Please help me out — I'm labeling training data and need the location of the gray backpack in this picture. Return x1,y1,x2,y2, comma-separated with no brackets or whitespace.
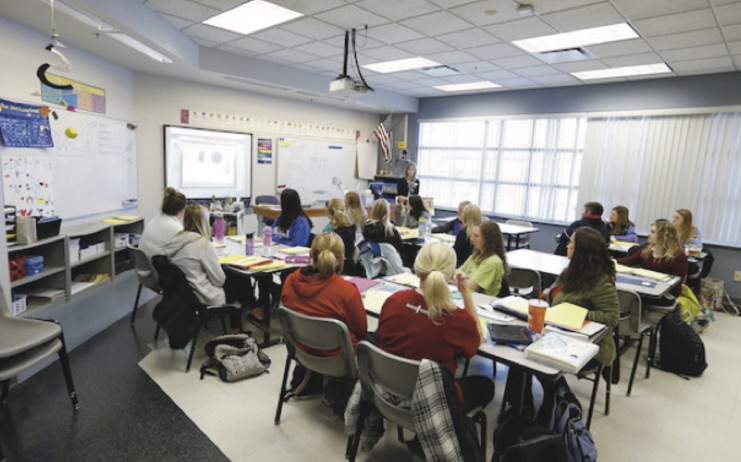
200,333,271,382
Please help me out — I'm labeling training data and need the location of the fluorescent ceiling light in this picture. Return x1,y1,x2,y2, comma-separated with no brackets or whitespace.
434,81,501,92
39,0,114,31
108,33,173,63
203,0,303,35
513,23,638,53
363,57,441,74
571,63,672,80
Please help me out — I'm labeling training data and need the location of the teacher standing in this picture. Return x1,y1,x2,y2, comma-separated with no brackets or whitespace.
397,162,420,197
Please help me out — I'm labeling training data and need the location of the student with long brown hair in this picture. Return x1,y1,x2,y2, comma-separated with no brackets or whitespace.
672,208,701,246
607,205,637,242
458,221,507,296
272,188,312,247
140,187,186,257
400,195,431,229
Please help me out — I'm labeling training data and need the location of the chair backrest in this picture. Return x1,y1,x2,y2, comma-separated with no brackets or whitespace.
506,219,533,245
617,289,641,337
506,268,541,298
356,340,420,431
278,306,358,379
127,244,160,292
255,195,279,206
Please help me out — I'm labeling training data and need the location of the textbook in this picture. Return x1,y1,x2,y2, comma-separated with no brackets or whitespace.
524,332,599,373
219,255,272,269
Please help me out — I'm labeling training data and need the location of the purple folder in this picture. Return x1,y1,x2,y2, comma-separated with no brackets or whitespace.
343,276,381,292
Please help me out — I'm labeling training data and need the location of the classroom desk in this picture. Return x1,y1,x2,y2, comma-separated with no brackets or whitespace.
498,222,539,250
252,203,395,221
507,249,681,298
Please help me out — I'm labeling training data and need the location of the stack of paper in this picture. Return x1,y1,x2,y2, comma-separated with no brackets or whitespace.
280,246,311,255
524,332,599,373
615,264,672,281
23,287,66,306
219,255,273,269
384,273,420,287
431,233,456,244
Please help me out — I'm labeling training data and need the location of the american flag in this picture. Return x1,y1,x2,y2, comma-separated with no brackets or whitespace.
374,114,393,164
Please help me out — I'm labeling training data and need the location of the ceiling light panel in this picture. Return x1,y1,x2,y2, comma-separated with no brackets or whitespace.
203,0,303,36
571,63,672,80
513,23,639,53
363,57,442,74
435,81,502,92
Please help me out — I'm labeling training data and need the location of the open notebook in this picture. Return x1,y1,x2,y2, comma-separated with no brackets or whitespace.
493,296,589,332
524,332,599,373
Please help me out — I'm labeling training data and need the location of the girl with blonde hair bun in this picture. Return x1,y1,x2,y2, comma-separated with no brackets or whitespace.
362,199,403,253
377,242,494,415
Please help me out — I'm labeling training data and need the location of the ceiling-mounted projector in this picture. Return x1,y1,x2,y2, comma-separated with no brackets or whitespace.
330,76,370,98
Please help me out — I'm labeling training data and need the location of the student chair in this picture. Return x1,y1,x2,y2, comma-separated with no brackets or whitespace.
274,306,358,425
505,268,541,298
150,256,242,372
0,290,78,411
348,341,487,462
254,195,280,227
127,244,162,323
617,289,654,397
505,219,533,249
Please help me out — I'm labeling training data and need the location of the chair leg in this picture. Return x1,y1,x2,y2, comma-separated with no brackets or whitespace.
586,365,602,430
185,327,201,373
57,332,79,410
462,358,470,377
471,410,487,461
605,366,611,416
131,283,143,323
348,399,370,462
647,329,656,379
627,332,646,397
1,380,9,403
274,357,293,425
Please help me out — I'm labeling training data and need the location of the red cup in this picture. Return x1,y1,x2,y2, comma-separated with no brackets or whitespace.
528,300,548,334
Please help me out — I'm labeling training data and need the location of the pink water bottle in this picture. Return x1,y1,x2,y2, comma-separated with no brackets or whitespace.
262,226,272,257
214,214,225,243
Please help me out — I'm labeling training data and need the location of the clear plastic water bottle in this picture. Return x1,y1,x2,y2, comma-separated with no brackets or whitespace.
245,232,254,256
262,226,272,257
213,213,225,243
419,218,429,240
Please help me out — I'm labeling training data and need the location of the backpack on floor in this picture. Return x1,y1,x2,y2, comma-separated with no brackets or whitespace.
656,310,708,377
200,333,271,382
537,377,597,462
492,415,565,462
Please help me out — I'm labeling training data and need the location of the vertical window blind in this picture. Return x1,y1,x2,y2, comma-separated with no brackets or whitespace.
578,112,741,245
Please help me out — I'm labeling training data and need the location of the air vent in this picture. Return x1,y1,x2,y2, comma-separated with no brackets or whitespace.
535,47,594,64
417,65,460,77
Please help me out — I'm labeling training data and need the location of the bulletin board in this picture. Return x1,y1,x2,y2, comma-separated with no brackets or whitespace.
0,103,137,219
276,137,357,205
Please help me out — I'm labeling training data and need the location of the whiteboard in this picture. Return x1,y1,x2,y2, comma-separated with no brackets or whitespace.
277,137,357,204
1,109,137,220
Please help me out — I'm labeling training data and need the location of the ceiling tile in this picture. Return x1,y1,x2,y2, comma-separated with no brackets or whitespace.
448,0,522,27
727,39,741,54
314,5,391,29
523,0,611,15
183,23,242,43
603,51,665,66
513,65,564,77
263,48,320,64
484,17,558,41
357,45,416,61
648,28,724,51
542,2,625,31
716,3,741,26
400,10,475,36
192,37,219,48
227,36,284,54
281,18,345,40
396,38,455,55
611,0,710,20
425,50,479,65
586,38,653,58
496,54,547,69
724,24,741,41
354,0,440,21
367,23,426,44
292,41,343,58
668,56,735,72
553,60,607,72
270,0,347,15
473,70,520,81
158,12,193,30
467,42,523,60
437,28,501,49
633,9,717,37
529,73,581,86
455,61,502,73
496,77,540,89
216,45,260,58
660,43,730,61
251,28,311,47
145,0,218,22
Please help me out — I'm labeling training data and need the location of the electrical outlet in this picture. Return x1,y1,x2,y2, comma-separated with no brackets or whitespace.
734,271,741,282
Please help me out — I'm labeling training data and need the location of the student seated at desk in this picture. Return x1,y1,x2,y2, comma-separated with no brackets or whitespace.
617,220,688,306
400,195,431,229
272,188,312,247
139,187,186,257
377,242,494,415
162,204,246,329
672,208,702,247
607,205,637,243
325,206,360,276
555,201,610,256
431,200,470,235
453,203,481,267
459,221,507,297
363,199,403,254
323,198,345,232
344,191,367,235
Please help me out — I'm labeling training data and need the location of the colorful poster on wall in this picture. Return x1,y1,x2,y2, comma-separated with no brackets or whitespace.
1,156,55,217
257,137,272,164
0,98,54,148
41,74,106,114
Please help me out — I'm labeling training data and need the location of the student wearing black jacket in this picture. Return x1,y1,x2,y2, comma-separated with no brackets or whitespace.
555,201,610,256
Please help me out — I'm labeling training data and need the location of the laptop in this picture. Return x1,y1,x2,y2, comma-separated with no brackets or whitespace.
487,323,534,345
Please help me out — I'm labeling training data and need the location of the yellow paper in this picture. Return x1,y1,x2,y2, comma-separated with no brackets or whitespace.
250,261,287,272
545,303,588,331
115,215,140,221
219,255,270,268
103,218,127,224
363,290,393,315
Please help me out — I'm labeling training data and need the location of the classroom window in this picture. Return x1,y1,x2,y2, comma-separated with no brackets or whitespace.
417,117,585,223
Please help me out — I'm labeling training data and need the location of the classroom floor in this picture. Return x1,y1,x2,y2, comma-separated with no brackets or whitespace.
2,296,741,461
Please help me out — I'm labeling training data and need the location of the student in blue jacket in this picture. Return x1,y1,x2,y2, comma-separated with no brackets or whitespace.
272,188,313,247
607,205,638,242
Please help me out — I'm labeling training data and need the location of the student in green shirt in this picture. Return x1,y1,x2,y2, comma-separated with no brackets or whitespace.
458,221,507,296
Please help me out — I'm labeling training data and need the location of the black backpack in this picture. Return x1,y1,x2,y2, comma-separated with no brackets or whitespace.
492,415,565,462
657,310,708,377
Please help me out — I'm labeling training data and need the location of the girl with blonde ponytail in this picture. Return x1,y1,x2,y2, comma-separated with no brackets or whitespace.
377,242,494,414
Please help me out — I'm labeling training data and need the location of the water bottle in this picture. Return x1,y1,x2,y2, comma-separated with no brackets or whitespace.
214,213,225,243
262,226,272,257
245,232,254,256
419,218,429,240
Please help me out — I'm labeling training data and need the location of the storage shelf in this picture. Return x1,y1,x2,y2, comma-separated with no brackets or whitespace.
10,266,66,288
69,279,112,299
71,251,112,269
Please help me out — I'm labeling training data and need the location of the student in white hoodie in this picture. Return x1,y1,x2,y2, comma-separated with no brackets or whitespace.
139,187,186,257
163,204,249,329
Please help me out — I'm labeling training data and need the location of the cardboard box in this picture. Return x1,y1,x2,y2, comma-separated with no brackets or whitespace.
11,293,27,317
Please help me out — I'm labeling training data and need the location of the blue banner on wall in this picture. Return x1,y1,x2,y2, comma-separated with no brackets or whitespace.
0,98,54,148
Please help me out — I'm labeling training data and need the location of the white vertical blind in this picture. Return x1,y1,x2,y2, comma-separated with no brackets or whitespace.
579,112,741,245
